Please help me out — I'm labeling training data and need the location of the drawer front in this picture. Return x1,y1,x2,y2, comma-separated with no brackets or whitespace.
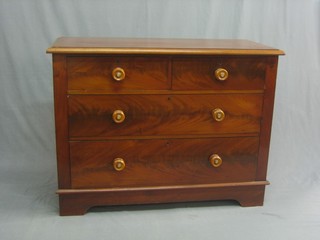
172,56,267,90
67,56,170,91
70,137,259,188
68,94,263,138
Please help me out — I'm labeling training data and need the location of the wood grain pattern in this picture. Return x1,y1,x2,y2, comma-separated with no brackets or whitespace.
58,181,270,193
58,184,267,215
70,137,259,188
172,56,267,90
47,38,283,215
67,89,264,95
256,56,279,180
52,55,71,188
68,94,263,137
67,56,170,91
47,37,285,55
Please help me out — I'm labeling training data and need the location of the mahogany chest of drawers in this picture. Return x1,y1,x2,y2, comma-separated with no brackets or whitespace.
47,37,284,215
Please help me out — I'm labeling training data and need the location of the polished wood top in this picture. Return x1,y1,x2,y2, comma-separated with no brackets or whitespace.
47,37,284,55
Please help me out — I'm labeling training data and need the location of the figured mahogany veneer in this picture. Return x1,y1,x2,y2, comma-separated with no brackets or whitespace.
68,56,170,91
172,56,266,90
68,94,263,138
70,137,259,188
47,37,284,215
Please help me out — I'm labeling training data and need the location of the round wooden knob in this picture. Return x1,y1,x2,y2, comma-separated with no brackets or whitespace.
212,108,225,122
215,68,228,81
112,110,125,123
112,67,125,81
113,158,126,171
209,154,222,168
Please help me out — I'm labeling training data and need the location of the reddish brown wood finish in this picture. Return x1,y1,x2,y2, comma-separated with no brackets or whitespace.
256,56,279,180
68,94,263,137
47,38,283,215
70,137,259,188
67,56,170,91
58,183,267,216
52,55,70,189
172,56,267,90
47,37,284,55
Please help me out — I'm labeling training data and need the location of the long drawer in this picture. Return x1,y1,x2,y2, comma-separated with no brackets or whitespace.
70,137,259,188
68,94,263,138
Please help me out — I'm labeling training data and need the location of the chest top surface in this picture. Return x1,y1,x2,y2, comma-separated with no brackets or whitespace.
47,37,284,55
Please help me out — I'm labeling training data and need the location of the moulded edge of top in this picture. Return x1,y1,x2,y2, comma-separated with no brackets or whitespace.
46,37,285,55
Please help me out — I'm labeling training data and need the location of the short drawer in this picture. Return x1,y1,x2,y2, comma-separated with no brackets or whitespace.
172,56,267,90
70,137,259,188
68,94,263,138
67,56,170,91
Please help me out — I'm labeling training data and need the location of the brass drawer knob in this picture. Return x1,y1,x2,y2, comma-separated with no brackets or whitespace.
112,110,125,123
209,154,222,168
113,158,126,171
212,108,225,122
112,67,125,81
215,68,228,81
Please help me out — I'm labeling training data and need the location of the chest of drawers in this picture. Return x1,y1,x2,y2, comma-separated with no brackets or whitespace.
47,38,284,215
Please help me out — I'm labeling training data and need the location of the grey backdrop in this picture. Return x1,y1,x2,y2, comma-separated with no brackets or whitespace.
1,0,320,239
